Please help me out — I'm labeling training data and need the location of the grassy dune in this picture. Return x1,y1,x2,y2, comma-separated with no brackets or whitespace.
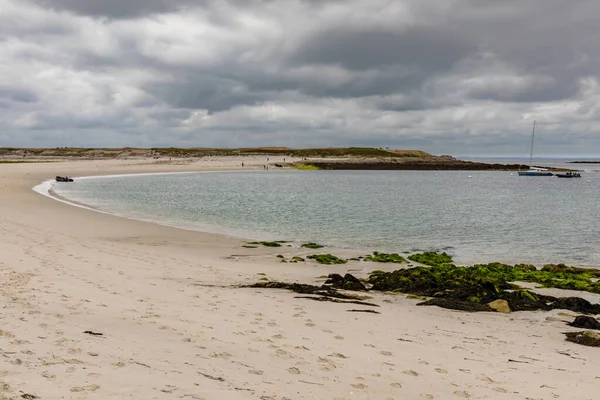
0,147,433,159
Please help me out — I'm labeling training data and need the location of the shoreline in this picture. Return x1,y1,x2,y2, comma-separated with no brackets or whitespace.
1,158,599,399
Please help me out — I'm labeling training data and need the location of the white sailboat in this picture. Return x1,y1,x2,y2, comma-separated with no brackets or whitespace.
518,120,553,176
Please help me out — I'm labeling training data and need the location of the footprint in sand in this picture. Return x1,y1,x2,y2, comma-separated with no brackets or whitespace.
287,367,300,375
454,391,471,398
70,384,100,392
334,335,344,340
380,351,392,356
435,368,448,374
390,383,402,389
351,383,367,390
402,370,419,376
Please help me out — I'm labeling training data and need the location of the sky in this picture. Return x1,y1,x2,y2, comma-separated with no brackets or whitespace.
1,0,599,156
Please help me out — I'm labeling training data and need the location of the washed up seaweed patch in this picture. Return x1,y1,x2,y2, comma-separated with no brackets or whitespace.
246,251,600,315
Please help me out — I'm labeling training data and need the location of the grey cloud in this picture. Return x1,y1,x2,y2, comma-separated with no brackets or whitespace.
0,87,38,103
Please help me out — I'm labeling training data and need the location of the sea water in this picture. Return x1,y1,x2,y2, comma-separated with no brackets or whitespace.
49,169,600,267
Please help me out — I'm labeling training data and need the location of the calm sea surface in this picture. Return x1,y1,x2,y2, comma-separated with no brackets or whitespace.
51,168,600,267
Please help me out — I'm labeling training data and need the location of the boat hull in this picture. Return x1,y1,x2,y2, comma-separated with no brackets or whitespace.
518,171,553,176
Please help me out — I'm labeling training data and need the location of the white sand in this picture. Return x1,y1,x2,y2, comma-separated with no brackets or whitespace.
1,158,599,400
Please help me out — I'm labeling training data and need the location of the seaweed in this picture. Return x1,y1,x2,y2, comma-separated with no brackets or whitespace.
301,242,324,249
363,252,407,263
246,281,364,301
407,251,453,266
247,241,282,247
418,298,494,312
368,262,600,314
307,254,347,265
564,331,600,347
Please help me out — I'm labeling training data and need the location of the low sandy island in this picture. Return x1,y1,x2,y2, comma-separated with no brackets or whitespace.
1,157,598,400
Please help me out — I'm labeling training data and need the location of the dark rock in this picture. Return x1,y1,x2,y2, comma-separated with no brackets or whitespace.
501,291,552,312
568,316,600,330
551,297,600,314
325,273,367,291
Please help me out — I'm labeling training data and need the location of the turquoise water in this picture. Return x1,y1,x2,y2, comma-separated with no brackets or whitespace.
51,170,600,267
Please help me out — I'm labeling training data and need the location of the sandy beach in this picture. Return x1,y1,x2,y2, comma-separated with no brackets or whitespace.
1,157,599,400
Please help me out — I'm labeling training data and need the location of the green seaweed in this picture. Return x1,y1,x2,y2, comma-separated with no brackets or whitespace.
242,245,258,248
292,256,305,262
307,254,347,265
247,241,282,247
363,251,407,263
301,242,324,249
407,251,453,266
368,261,600,313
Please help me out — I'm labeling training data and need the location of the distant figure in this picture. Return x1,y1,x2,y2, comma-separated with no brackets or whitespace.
283,158,285,162
242,162,244,167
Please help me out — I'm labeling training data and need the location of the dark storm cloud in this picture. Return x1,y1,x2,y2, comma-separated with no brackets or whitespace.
26,0,199,18
293,27,475,72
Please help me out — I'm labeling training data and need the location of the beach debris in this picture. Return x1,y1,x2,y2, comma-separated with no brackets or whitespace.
307,254,347,264
197,371,225,381
565,330,600,347
488,299,511,313
83,330,103,336
301,242,324,249
568,316,600,330
246,281,368,301
295,296,378,307
325,273,367,291
21,393,39,399
347,309,380,314
363,252,407,263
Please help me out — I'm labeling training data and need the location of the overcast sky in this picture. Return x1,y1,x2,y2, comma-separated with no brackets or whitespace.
1,0,599,155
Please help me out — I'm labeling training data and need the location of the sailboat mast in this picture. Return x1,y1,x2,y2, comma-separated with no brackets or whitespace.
529,120,536,167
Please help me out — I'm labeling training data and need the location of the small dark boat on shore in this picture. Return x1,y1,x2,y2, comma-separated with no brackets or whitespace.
555,172,581,178
55,176,74,182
